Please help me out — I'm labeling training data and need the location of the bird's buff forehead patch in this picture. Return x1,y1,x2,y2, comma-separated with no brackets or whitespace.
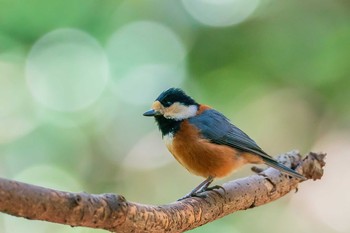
152,101,165,113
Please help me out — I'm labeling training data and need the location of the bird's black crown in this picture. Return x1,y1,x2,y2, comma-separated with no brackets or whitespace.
156,88,198,107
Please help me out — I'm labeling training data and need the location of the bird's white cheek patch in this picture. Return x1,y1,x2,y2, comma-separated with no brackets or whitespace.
164,104,198,120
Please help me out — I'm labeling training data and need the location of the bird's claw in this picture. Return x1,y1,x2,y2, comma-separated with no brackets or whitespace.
177,192,208,201
177,185,226,201
204,185,226,198
205,184,225,193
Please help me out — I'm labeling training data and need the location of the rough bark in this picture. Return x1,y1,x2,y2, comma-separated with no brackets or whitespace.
0,151,326,233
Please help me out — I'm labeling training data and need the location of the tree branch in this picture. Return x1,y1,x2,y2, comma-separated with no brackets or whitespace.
0,151,326,232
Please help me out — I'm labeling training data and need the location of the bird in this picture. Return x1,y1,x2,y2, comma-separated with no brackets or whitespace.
143,88,305,200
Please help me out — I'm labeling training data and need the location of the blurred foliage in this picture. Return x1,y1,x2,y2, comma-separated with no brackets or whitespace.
0,0,349,232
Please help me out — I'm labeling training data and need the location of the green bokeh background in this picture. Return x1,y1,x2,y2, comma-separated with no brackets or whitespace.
0,0,349,232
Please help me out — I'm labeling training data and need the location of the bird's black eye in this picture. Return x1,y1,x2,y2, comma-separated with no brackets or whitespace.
162,101,172,107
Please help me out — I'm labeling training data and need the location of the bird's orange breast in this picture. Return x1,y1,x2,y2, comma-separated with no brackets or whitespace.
165,120,252,178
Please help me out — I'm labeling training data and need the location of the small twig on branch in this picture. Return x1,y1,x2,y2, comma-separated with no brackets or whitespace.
0,151,326,233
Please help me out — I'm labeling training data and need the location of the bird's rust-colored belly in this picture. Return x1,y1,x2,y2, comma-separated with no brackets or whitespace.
166,120,248,178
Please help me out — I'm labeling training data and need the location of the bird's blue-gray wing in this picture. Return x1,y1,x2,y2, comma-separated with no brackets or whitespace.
188,109,271,158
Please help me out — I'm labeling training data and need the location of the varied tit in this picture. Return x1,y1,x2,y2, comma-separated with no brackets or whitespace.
143,88,305,200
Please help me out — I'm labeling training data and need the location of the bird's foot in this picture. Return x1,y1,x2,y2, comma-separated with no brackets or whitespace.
177,185,226,201
203,185,226,198
204,184,225,192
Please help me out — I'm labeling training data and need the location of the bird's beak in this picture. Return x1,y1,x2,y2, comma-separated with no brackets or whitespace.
143,109,161,117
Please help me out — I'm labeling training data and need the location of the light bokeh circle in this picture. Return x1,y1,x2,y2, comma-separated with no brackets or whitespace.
26,28,109,112
106,21,187,105
181,0,260,27
107,21,186,76
115,64,186,105
123,130,174,170
0,60,37,144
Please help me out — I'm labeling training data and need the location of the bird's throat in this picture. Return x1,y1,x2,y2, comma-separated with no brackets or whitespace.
154,116,181,137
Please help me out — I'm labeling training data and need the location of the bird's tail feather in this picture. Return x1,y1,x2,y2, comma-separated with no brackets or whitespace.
262,156,306,180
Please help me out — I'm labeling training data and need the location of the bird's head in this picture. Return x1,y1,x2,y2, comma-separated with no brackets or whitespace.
143,88,199,121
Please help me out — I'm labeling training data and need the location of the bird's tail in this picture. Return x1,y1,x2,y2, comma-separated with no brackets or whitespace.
262,156,306,180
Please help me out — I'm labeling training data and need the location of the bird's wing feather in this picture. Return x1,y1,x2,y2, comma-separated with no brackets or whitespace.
188,109,272,159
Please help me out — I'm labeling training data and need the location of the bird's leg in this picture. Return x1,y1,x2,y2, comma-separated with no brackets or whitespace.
177,176,214,201
195,177,214,193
